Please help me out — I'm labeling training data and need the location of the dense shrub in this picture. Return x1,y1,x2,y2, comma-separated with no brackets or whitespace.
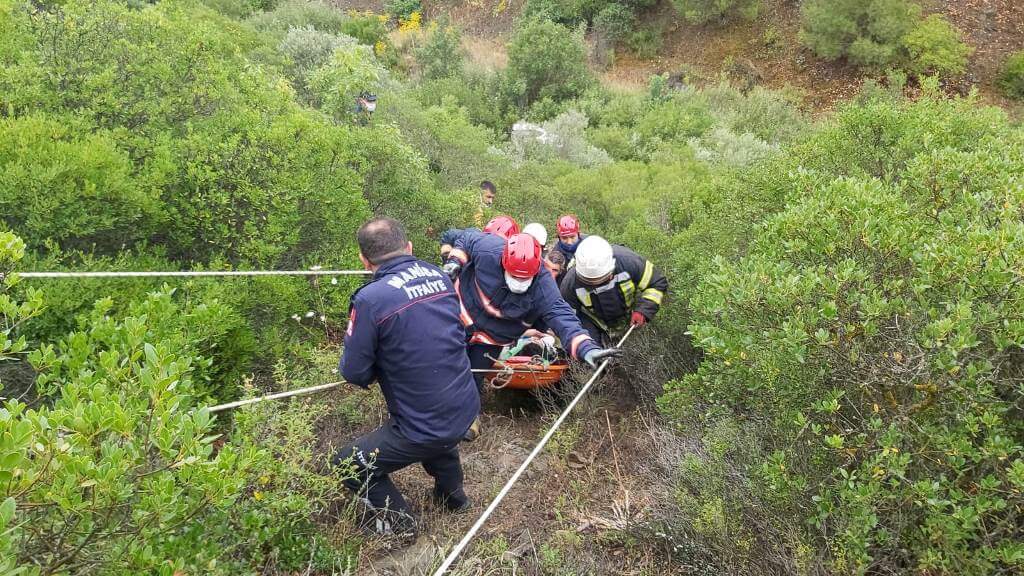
634,92,715,148
660,93,1024,574
248,0,347,35
800,0,920,70
307,42,383,118
506,18,593,106
594,3,636,43
671,0,760,25
626,26,663,59
279,25,356,87
339,10,391,47
522,0,611,25
998,50,1024,100
0,115,162,253
902,14,972,78
415,22,465,80
507,111,612,168
384,0,420,21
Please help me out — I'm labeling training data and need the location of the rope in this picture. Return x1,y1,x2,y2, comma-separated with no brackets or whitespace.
17,269,370,279
431,325,637,575
204,368,551,413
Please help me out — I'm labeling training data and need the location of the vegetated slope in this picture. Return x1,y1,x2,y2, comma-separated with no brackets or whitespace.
415,0,1024,112
3,1,1023,575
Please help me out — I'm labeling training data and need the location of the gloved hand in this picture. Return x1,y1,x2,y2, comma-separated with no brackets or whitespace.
583,347,622,368
630,311,647,327
442,260,462,280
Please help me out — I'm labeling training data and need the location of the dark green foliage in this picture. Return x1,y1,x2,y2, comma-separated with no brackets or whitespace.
902,14,972,78
506,18,593,106
248,0,347,35
0,115,162,253
660,92,1024,573
671,0,760,25
523,0,612,25
385,0,420,20
800,0,920,70
625,26,662,59
339,10,390,46
415,22,465,80
594,3,636,43
998,50,1024,100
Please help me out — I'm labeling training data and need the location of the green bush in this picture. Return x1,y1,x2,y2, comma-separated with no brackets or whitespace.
279,25,356,87
522,0,612,25
902,14,972,78
506,18,593,106
0,115,162,253
800,0,920,70
248,0,347,35
415,22,465,80
384,0,420,21
660,93,1024,573
339,10,390,47
307,42,383,118
997,50,1024,100
625,26,662,59
671,0,760,25
594,3,636,43
634,92,714,147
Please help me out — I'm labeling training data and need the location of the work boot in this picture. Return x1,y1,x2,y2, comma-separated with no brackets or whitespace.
432,487,472,514
463,416,481,442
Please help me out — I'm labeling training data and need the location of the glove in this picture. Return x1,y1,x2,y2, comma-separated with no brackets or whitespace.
583,347,622,368
442,260,462,280
630,311,647,327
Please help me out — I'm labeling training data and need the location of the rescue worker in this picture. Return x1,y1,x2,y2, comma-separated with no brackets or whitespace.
473,181,497,227
442,230,621,405
550,215,586,284
560,236,668,345
440,216,519,260
334,217,479,539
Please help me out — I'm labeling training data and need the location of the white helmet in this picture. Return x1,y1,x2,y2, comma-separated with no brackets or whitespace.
523,223,548,247
575,236,615,281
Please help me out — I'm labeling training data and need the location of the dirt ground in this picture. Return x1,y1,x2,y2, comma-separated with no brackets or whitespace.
317,371,678,575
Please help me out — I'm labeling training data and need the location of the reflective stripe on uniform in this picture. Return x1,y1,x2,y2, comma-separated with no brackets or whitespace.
475,279,504,318
618,281,635,309
641,288,665,305
638,261,654,290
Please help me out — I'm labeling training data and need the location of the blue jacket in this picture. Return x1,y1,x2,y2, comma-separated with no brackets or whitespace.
440,227,478,249
448,230,599,359
339,255,479,443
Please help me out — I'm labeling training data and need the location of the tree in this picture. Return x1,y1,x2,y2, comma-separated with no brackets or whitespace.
506,18,593,106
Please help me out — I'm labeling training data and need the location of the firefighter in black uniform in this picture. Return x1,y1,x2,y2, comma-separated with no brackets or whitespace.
559,235,668,344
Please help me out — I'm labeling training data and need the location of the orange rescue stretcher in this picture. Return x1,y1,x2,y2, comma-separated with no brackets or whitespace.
484,355,570,390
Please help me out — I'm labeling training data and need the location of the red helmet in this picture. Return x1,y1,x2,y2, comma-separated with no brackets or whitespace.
556,215,580,236
484,216,519,239
502,233,542,278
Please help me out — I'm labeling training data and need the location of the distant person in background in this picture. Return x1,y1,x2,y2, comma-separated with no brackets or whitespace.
354,92,377,125
474,180,497,227
335,217,478,540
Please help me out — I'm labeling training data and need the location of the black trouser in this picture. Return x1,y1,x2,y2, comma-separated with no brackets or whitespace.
467,342,503,392
579,315,613,348
333,422,467,515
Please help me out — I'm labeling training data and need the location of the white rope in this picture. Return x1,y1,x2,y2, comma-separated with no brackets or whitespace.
207,381,347,413
17,269,370,279
205,368,539,413
432,325,637,575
